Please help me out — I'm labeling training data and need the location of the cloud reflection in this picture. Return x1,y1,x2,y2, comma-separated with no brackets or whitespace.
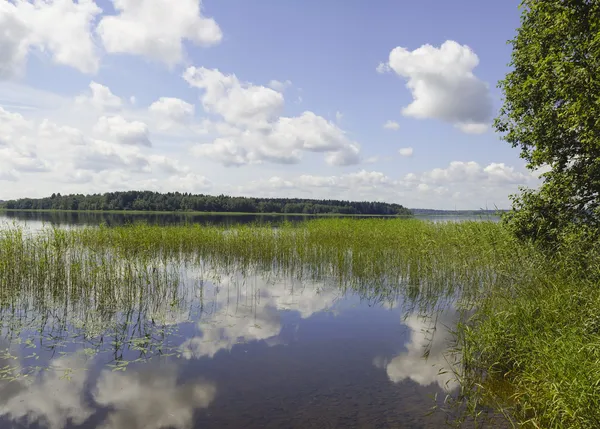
180,273,340,359
0,351,93,429
94,364,216,429
375,308,460,391
0,345,215,429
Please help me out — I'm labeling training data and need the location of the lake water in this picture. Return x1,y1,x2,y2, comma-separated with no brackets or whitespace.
0,212,504,428
0,210,500,230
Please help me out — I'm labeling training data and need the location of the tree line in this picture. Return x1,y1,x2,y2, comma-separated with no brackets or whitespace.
0,191,412,216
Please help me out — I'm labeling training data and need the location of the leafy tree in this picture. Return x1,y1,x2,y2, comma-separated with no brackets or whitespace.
497,0,600,245
0,191,412,216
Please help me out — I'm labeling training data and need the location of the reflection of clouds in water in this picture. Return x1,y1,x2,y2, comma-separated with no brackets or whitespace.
0,345,215,429
0,352,93,429
180,273,340,359
94,364,216,429
375,308,460,391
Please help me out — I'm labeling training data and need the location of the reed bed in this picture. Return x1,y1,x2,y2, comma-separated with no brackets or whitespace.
1,218,595,427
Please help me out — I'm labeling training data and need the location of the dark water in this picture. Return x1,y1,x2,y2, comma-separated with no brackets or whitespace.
0,210,500,229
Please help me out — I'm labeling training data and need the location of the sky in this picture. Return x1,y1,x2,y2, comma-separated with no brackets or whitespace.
0,0,545,209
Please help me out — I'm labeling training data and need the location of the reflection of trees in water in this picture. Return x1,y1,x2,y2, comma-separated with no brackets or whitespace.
1,210,319,228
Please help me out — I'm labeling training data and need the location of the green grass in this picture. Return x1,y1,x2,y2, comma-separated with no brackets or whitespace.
0,218,598,427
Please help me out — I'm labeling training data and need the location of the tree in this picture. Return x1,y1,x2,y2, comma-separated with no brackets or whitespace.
497,0,600,246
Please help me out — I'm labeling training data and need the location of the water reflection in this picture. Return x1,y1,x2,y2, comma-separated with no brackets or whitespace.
0,259,487,427
0,346,216,429
180,274,340,359
0,350,92,429
374,308,460,391
93,363,216,429
0,210,499,230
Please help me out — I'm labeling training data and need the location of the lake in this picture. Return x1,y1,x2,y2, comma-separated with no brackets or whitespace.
0,210,500,230
0,214,507,428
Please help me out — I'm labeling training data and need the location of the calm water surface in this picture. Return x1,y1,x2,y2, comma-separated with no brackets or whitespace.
0,211,503,428
0,210,500,229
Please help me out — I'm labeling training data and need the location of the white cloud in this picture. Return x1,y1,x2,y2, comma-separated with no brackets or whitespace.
75,82,123,111
0,0,101,77
335,111,343,123
74,139,150,172
376,62,390,74
149,97,195,129
184,66,284,127
185,67,361,167
398,147,413,157
97,0,222,66
383,120,400,130
38,119,86,146
94,115,151,146
0,147,51,172
0,106,33,146
420,161,529,185
0,2,30,79
268,79,292,91
380,41,492,133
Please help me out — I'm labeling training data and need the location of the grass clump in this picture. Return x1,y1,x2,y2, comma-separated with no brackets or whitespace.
456,231,600,428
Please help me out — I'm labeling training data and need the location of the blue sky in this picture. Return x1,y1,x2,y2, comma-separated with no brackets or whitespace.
0,0,543,209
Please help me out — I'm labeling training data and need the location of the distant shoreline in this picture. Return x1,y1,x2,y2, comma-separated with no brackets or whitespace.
0,208,412,217
0,208,503,218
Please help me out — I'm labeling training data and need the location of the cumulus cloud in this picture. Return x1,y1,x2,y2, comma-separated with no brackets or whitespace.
38,119,86,146
379,41,492,133
94,115,151,146
184,66,284,127
398,147,413,157
75,81,123,111
149,97,195,129
74,139,150,172
383,120,400,130
184,67,361,167
0,0,101,78
420,161,529,185
97,0,222,66
0,106,33,146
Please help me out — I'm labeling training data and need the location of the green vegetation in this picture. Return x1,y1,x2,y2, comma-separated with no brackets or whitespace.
497,0,600,247
0,191,412,216
0,217,598,427
451,1,600,428
0,219,531,384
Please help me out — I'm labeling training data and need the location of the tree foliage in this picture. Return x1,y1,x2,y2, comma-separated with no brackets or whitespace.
0,191,412,216
497,0,600,245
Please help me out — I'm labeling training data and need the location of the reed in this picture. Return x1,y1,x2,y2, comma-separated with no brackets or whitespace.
1,218,595,427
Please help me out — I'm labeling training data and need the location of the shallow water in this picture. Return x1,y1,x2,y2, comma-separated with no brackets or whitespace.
0,210,500,230
0,267,470,429
0,214,507,428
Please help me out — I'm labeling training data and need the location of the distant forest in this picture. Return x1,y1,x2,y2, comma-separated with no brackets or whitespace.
0,191,412,216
